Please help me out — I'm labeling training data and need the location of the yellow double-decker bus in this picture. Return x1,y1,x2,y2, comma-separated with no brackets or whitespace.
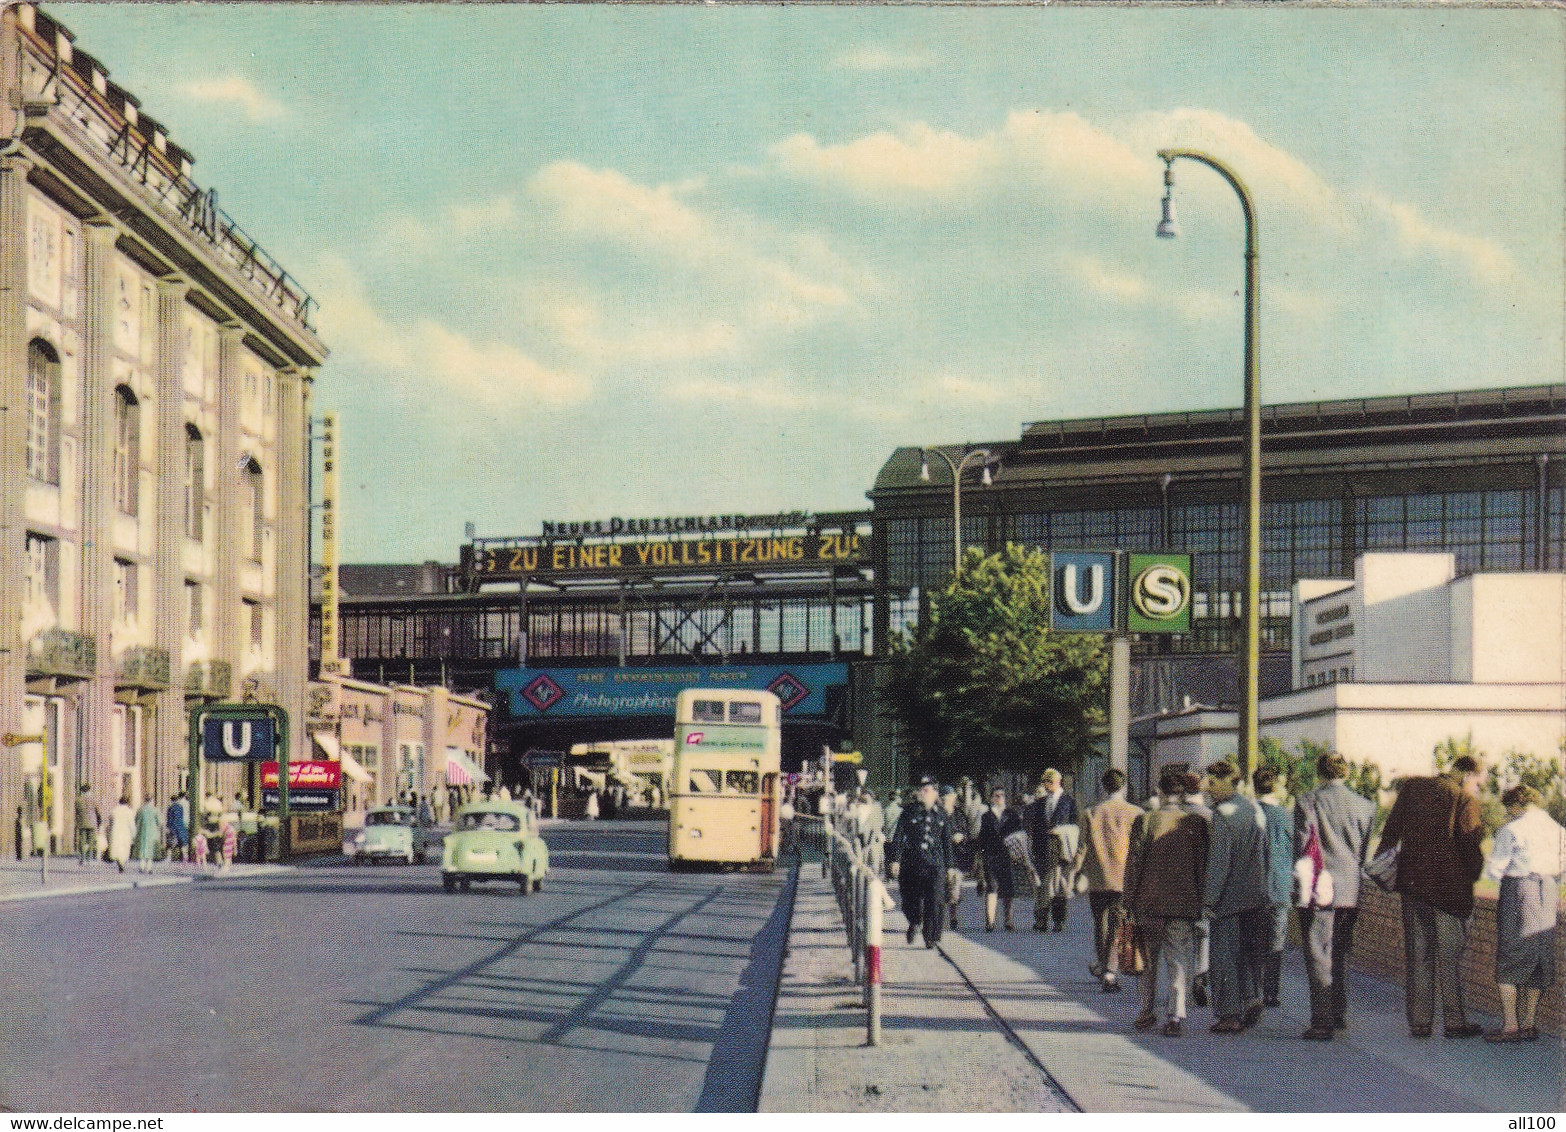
668,689,781,871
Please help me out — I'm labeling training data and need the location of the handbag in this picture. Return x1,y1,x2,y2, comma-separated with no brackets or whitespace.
1116,920,1147,976
1362,843,1399,892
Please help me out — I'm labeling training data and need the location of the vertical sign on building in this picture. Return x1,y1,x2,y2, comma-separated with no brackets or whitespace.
1126,553,1193,634
319,412,344,675
1049,551,1117,632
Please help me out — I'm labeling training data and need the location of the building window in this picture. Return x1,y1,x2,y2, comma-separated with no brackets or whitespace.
186,580,203,636
246,599,263,649
113,385,140,515
184,425,205,541
245,459,264,561
114,558,138,623
25,340,61,484
24,533,58,610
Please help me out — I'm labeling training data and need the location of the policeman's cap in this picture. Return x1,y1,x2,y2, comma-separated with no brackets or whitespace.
917,775,938,788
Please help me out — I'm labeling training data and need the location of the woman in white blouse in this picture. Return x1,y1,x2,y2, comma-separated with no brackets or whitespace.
1482,784,1565,1042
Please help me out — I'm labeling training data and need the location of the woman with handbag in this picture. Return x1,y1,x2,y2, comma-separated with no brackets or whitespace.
978,787,1022,931
1482,785,1564,1042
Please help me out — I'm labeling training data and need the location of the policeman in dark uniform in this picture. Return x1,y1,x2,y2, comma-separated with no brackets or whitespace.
891,775,955,947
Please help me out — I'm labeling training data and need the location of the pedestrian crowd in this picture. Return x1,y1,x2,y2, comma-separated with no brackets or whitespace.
800,749,1563,1045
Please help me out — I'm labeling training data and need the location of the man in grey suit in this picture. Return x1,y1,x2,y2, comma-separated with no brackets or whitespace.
1203,761,1271,1033
1294,751,1378,1041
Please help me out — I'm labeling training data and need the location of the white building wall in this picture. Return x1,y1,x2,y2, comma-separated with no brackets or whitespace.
1462,574,1565,685
1356,552,1454,683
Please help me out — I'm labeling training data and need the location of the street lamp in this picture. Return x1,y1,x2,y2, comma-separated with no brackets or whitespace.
1156,148,1262,783
919,446,994,577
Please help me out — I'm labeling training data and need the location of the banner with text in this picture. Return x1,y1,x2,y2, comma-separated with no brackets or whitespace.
496,664,848,719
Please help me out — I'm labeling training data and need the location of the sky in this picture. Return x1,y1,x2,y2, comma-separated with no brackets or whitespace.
55,4,1566,563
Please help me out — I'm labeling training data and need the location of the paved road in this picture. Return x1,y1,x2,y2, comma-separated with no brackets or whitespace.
0,821,792,1112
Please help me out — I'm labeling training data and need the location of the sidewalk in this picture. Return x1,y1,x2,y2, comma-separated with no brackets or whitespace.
0,856,293,903
763,869,1564,1112
760,866,1074,1113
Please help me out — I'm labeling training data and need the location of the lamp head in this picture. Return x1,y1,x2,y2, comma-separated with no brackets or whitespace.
980,465,993,487
1157,192,1180,240
918,456,931,483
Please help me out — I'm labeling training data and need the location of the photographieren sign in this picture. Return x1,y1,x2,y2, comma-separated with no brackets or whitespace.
496,664,847,718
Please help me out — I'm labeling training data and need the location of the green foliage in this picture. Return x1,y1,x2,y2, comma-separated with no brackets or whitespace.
1257,736,1381,803
1484,748,1566,829
1427,735,1564,834
883,543,1109,784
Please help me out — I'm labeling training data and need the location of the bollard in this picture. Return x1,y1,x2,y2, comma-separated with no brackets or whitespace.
851,869,864,985
866,877,884,1047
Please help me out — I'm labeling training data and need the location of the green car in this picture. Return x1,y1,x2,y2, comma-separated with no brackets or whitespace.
442,802,550,893
346,807,435,870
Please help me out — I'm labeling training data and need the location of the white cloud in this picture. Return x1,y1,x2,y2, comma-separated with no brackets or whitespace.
834,46,935,72
313,256,590,405
529,161,861,359
381,195,519,249
178,76,285,123
1363,191,1517,286
771,111,1152,203
669,375,911,425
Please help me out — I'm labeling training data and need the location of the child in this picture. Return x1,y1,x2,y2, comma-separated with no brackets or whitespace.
192,829,208,873
219,820,236,874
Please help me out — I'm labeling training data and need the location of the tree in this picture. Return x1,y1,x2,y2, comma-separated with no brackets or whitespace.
882,544,1108,784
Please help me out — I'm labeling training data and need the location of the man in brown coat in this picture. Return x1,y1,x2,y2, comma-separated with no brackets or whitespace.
1125,767,1210,1037
1377,753,1486,1038
1076,768,1143,994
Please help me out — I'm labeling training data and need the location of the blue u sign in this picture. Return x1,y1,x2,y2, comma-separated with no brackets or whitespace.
202,716,275,762
1051,551,1117,632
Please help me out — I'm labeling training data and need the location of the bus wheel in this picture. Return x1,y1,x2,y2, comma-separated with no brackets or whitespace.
518,874,532,895
459,878,471,892
442,875,455,892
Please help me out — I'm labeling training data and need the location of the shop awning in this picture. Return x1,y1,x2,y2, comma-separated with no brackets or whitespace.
313,731,372,784
339,749,372,785
445,747,490,786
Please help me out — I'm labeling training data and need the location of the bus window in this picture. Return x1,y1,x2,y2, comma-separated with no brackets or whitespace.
688,768,722,793
725,770,759,795
728,701,762,725
692,700,725,723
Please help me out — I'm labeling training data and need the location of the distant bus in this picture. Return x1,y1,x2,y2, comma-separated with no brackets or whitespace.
668,689,781,870
569,738,674,794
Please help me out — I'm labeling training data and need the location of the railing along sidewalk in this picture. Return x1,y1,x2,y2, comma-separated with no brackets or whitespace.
792,813,893,1046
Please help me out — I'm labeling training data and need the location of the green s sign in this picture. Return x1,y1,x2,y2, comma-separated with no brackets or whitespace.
1126,553,1192,634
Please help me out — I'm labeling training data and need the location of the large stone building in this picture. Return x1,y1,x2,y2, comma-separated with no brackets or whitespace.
1,5,326,855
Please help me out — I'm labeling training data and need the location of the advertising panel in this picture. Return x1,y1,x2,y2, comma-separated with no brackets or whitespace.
496,664,847,718
469,532,866,580
1126,553,1193,634
678,724,769,752
1049,551,1117,632
260,760,343,790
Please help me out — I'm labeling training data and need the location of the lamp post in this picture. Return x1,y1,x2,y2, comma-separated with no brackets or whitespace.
1156,148,1261,783
919,447,993,577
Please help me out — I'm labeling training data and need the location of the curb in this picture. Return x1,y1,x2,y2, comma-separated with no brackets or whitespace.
0,863,299,904
0,874,195,903
750,853,803,1112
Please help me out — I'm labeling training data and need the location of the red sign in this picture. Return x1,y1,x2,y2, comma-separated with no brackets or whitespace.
260,760,342,790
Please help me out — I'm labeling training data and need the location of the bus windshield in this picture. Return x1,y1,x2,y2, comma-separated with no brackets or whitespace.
724,770,759,794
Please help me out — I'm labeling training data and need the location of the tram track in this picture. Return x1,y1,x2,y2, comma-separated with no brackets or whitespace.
935,938,1082,1113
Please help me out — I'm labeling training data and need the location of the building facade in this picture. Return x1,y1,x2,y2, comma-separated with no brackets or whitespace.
869,383,1566,780
307,672,489,825
2,5,326,856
